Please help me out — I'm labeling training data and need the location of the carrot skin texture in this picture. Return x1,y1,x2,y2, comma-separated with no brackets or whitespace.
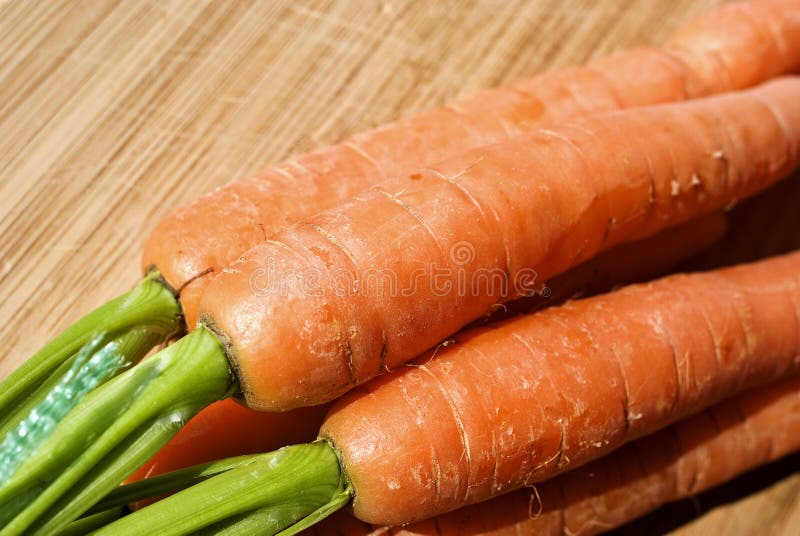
311,376,800,536
143,0,800,327
200,78,800,411
665,0,800,94
318,251,800,525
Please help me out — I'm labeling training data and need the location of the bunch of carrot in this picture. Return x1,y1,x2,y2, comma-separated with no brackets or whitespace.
144,0,800,328
7,0,794,436
1,0,800,534
97,248,800,535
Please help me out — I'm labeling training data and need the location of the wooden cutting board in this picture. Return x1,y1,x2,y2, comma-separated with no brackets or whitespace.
0,1,797,533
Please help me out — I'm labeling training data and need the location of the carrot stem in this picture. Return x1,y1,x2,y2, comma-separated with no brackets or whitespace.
0,327,233,536
0,273,181,435
0,337,126,484
88,454,260,514
92,441,350,536
60,506,126,536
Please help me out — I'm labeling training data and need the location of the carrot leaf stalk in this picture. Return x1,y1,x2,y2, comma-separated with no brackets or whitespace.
0,273,181,436
92,441,350,536
0,327,234,536
87,454,261,514
0,337,125,484
69,456,270,536
60,507,126,536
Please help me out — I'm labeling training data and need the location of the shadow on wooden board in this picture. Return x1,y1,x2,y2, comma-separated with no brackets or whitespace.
613,452,800,535
686,170,800,270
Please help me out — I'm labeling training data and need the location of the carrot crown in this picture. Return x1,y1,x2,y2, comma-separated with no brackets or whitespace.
91,441,351,536
0,327,234,536
0,273,182,442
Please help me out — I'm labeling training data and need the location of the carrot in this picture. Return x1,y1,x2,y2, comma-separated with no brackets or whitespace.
309,375,800,536
143,0,800,327
3,78,799,536
91,250,800,535
5,0,787,436
202,77,800,411
83,375,800,535
318,252,800,525
665,0,800,93
124,213,726,493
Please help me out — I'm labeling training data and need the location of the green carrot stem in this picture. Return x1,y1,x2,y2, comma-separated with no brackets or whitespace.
0,329,165,528
0,332,149,485
0,349,77,442
92,441,350,536
0,273,181,431
88,454,261,514
0,327,234,536
205,490,350,536
60,507,126,536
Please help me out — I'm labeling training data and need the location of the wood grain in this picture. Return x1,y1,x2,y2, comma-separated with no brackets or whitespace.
0,0,797,533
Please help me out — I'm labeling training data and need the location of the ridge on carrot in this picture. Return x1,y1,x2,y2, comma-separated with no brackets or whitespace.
0,0,795,427
1,79,799,535
89,251,800,535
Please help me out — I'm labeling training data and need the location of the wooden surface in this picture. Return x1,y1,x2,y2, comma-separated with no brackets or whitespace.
0,0,797,533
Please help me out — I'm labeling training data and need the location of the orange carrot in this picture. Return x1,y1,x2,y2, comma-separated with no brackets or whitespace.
9,1,785,440
8,79,799,536
125,214,726,493
97,251,800,535
311,375,800,536
319,251,800,525
200,78,800,411
143,0,800,327
8,5,800,532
